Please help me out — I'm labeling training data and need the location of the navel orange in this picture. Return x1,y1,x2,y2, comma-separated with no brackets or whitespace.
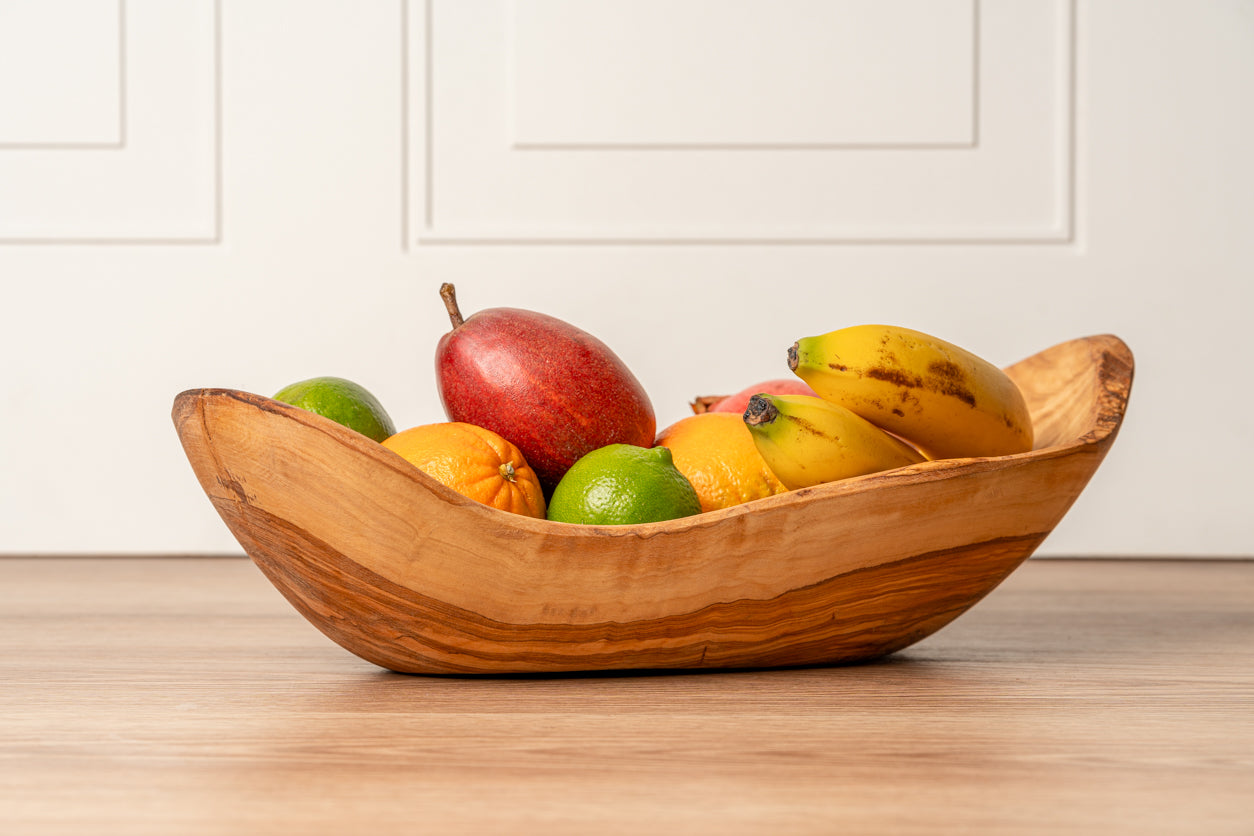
382,422,546,518
655,412,788,512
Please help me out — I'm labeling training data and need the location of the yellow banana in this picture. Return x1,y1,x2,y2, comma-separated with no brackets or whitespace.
788,325,1033,460
742,394,925,490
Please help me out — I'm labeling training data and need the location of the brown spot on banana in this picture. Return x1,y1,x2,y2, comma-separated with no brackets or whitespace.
785,414,831,439
866,365,977,408
865,366,923,390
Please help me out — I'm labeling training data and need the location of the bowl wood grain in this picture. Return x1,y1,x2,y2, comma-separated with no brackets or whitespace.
173,334,1133,674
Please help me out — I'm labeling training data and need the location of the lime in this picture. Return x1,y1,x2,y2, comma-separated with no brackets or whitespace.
273,376,396,443
546,444,702,525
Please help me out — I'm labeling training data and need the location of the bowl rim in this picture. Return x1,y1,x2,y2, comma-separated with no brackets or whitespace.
174,333,1133,541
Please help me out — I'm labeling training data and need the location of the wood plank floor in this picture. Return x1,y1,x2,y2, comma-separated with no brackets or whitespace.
1,557,1251,835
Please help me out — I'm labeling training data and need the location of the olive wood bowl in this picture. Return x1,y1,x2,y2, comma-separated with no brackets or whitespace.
173,334,1132,675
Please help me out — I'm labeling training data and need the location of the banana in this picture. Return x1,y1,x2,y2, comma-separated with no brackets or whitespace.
743,394,926,490
788,325,1033,460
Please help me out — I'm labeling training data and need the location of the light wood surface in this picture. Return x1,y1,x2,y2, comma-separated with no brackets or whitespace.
2,556,1250,835
171,335,1133,674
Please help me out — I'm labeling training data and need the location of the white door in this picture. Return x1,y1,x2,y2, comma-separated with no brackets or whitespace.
2,0,1250,556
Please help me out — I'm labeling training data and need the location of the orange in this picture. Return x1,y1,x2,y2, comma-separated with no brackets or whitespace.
382,422,546,518
655,412,788,512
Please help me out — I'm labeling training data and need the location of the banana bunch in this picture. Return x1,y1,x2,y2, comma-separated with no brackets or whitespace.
789,325,1033,460
744,324,1034,489
743,394,925,490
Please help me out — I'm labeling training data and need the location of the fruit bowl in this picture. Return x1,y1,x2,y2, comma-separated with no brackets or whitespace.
173,334,1132,675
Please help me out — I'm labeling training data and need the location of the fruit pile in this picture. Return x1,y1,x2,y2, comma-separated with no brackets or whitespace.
274,285,1034,526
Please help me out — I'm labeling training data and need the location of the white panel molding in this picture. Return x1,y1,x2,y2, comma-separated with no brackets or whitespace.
508,0,978,151
0,0,222,244
0,0,125,149
407,0,1074,245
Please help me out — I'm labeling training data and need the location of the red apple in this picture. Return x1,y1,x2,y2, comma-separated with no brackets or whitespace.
709,379,817,415
434,284,656,492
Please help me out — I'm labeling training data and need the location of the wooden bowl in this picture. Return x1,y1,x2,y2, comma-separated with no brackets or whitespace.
173,334,1133,675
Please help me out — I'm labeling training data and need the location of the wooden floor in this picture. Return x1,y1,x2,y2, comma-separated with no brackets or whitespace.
1,556,1251,835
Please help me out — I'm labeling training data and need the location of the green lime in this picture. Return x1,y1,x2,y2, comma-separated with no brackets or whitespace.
273,376,396,443
547,444,702,525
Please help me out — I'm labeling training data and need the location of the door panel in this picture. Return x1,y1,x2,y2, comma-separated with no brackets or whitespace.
1,0,1250,556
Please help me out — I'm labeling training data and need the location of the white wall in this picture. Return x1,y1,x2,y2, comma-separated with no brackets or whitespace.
1,0,1251,556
